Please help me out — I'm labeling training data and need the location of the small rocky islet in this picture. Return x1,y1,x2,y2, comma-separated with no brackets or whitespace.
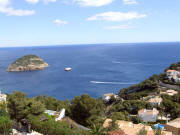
7,55,49,72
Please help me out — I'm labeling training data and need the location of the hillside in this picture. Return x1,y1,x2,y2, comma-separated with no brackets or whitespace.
118,61,180,100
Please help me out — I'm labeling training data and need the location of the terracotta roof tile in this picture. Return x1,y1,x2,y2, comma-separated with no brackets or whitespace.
166,70,176,72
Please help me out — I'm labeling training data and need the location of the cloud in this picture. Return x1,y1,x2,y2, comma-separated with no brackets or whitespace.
123,0,138,5
0,6,35,16
25,0,39,4
0,0,35,16
0,0,10,6
87,11,146,21
25,0,56,4
105,24,133,30
54,19,68,25
43,0,56,4
73,0,114,7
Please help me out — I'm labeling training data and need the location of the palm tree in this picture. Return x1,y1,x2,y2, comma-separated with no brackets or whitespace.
90,123,107,135
154,128,162,135
136,127,147,135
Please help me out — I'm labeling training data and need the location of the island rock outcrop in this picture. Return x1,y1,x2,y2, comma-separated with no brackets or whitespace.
7,55,49,72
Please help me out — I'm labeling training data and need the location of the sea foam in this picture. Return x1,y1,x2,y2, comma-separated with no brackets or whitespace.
90,81,137,85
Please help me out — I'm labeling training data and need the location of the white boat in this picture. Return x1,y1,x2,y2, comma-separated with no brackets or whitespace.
65,67,72,71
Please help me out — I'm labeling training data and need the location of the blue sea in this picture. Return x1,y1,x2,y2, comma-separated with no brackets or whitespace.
0,42,180,100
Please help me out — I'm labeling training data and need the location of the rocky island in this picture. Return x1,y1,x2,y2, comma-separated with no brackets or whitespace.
7,55,49,72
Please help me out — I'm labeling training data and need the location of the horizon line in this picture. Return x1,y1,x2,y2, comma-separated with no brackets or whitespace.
0,41,180,48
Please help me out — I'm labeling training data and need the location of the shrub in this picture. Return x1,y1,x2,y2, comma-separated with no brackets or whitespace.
0,116,12,134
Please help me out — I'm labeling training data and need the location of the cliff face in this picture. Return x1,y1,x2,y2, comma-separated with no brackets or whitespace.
7,55,49,72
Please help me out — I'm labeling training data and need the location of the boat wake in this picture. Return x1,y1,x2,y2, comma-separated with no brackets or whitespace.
90,81,137,85
112,61,129,64
112,61,160,65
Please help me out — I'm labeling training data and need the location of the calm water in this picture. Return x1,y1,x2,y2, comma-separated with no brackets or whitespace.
0,42,180,100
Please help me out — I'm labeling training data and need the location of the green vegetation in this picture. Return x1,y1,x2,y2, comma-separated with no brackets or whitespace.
35,94,105,127
0,110,12,135
7,54,49,71
34,95,71,116
108,61,180,123
70,94,105,126
12,55,44,67
4,92,105,134
7,91,45,122
2,89,180,134
106,99,152,122
90,123,107,135
154,128,162,135
119,74,160,100
160,91,180,119
165,62,180,71
0,116,12,135
27,114,90,135
137,127,147,135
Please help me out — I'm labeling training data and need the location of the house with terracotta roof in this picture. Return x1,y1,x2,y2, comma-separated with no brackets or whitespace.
160,90,178,96
164,118,180,135
138,108,159,122
103,119,153,135
103,119,172,135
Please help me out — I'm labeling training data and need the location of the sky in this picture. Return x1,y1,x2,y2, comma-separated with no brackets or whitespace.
0,0,180,47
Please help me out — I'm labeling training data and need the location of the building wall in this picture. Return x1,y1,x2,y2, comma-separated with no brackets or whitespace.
139,114,157,122
150,102,160,106
164,125,180,135
0,95,6,102
166,71,180,83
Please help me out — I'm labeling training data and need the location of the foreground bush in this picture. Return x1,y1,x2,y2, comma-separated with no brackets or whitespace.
28,115,91,135
0,115,12,135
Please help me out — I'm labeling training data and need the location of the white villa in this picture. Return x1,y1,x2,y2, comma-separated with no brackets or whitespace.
45,108,65,121
12,129,43,135
166,70,180,83
138,108,159,122
148,96,163,106
102,93,117,102
0,90,7,103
